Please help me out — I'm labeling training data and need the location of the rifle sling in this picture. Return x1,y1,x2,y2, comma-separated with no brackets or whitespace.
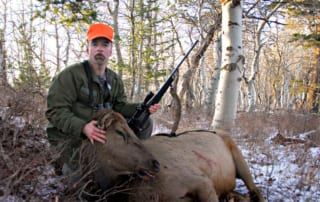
155,129,216,138
82,60,94,107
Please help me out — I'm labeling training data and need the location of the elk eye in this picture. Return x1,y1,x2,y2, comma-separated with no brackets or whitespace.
96,124,104,130
133,141,142,148
115,130,127,140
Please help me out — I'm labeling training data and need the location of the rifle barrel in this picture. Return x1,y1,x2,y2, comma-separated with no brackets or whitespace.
147,40,199,106
170,40,199,77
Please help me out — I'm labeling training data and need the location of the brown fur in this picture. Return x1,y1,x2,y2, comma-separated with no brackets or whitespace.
80,109,159,191
80,110,264,202
128,131,264,202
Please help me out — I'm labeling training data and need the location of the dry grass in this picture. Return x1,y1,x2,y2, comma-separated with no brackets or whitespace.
0,88,61,201
232,111,320,201
0,87,319,202
234,111,320,139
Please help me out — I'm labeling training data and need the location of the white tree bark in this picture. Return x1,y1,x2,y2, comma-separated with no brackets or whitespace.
211,0,243,132
197,0,207,105
205,32,221,116
54,21,61,74
200,57,207,101
0,0,8,86
0,30,4,86
108,0,125,78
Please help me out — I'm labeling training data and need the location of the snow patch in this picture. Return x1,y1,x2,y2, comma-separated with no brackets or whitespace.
309,147,320,159
239,130,320,201
298,130,317,139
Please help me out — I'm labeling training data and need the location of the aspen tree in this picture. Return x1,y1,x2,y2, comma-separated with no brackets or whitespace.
211,0,243,132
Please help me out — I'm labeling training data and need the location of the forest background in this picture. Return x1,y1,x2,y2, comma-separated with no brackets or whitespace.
1,0,320,116
0,0,319,201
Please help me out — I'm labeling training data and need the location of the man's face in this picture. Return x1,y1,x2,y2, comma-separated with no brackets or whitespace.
87,37,112,66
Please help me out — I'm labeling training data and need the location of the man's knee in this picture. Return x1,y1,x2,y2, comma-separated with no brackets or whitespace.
48,138,81,174
136,118,153,139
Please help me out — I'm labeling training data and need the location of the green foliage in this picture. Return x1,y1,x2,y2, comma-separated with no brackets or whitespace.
15,63,51,91
7,14,52,91
286,0,320,49
290,33,320,48
34,0,102,25
146,69,166,79
124,0,170,93
109,58,131,74
287,0,320,16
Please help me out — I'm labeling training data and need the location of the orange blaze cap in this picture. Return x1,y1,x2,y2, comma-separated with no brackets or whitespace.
87,23,114,42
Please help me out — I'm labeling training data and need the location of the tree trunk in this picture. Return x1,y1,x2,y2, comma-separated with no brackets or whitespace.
169,83,181,134
133,0,145,102
197,0,207,107
205,32,222,116
167,32,177,108
0,29,7,87
245,1,284,112
271,79,279,109
54,21,61,74
134,37,144,101
153,9,160,90
129,0,137,100
211,0,243,132
108,0,125,79
64,25,71,67
200,57,207,105
0,0,8,87
306,49,320,112
144,0,153,93
315,50,320,113
298,91,307,111
179,24,218,109
169,18,191,108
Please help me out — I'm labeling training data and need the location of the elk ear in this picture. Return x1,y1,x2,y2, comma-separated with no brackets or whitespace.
113,112,137,137
92,109,111,120
112,112,128,125
95,109,114,130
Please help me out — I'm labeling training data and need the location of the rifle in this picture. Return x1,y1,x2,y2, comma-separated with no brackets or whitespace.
128,40,199,134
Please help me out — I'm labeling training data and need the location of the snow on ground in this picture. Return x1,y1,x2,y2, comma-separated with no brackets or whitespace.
1,111,319,201
233,131,320,201
154,111,320,201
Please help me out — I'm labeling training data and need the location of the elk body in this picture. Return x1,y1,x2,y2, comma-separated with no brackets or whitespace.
79,110,264,202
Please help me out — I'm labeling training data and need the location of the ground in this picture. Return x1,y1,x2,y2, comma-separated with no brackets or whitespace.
0,108,319,201
232,112,320,201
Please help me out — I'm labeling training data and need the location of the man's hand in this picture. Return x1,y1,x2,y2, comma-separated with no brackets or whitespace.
149,103,161,114
82,120,106,144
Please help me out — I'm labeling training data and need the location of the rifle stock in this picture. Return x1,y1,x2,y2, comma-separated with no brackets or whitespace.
128,40,199,134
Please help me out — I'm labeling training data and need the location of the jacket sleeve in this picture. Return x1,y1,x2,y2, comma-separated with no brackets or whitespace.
112,76,138,118
46,69,87,137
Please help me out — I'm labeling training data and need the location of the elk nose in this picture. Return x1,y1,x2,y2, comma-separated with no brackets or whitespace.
151,159,160,172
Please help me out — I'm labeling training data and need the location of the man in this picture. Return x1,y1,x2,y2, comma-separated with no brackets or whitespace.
46,23,160,175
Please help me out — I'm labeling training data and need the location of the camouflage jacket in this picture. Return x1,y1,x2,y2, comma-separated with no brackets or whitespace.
46,60,137,145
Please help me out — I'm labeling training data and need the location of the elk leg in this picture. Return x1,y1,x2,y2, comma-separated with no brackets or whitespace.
222,135,265,202
195,179,219,202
